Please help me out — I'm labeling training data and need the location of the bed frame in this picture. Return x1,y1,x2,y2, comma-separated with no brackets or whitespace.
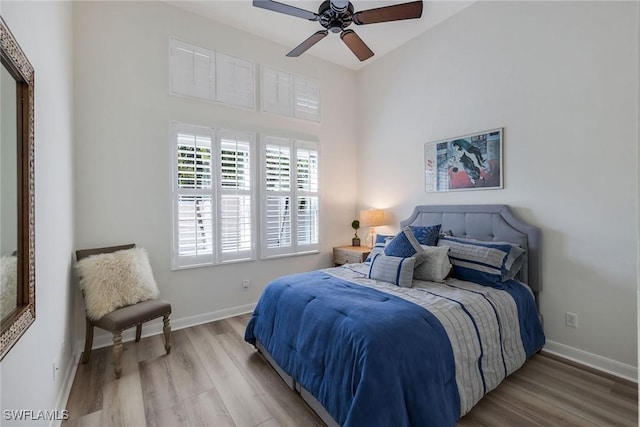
399,204,541,302
255,204,540,427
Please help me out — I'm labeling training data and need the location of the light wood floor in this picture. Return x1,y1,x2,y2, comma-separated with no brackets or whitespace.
64,314,638,427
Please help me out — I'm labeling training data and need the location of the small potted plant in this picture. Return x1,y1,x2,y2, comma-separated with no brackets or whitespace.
351,220,361,247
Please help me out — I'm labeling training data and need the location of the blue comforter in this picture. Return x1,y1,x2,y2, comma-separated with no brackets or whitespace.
245,270,544,426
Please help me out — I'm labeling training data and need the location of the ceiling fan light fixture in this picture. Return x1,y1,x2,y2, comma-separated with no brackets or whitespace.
330,0,349,13
253,0,424,61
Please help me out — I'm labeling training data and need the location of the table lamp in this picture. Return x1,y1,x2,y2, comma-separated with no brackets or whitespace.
360,209,385,248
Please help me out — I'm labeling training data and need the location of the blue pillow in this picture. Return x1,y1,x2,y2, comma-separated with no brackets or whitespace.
375,234,392,244
437,236,512,287
384,228,424,260
409,225,441,246
365,234,393,262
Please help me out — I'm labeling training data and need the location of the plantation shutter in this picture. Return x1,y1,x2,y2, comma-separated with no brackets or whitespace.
261,66,293,116
169,38,215,100
262,137,292,257
172,123,215,268
261,137,319,258
295,142,320,250
216,52,255,109
218,130,255,262
293,76,320,121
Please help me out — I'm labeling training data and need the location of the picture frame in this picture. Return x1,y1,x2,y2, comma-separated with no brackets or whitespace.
424,128,503,192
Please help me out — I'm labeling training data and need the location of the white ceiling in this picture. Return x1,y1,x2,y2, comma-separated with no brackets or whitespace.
168,1,473,70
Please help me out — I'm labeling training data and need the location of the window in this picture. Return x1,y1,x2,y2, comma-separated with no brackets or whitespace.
261,136,319,258
170,38,255,109
261,65,320,122
293,75,320,121
172,123,256,269
261,66,293,117
170,39,215,101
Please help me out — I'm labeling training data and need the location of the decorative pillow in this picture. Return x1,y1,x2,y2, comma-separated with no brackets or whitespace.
409,224,441,246
437,236,513,286
413,246,452,282
441,235,525,281
77,247,159,320
365,234,392,262
368,253,416,288
503,246,525,281
384,228,425,264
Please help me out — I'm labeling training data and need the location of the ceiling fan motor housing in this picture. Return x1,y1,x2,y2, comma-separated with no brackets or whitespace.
319,0,354,32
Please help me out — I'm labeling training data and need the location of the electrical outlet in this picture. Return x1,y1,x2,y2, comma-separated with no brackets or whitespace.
565,312,578,328
242,279,250,291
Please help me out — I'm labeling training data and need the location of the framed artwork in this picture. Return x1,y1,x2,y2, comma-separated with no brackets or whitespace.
424,128,503,192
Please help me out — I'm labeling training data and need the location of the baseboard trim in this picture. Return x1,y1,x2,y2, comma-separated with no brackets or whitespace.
543,340,637,383
90,303,257,350
49,343,83,427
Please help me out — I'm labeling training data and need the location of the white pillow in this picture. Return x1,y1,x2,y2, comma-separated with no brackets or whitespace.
368,253,416,288
77,247,159,320
413,246,452,282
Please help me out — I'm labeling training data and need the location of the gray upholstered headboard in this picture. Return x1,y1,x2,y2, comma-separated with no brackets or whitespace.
400,205,540,298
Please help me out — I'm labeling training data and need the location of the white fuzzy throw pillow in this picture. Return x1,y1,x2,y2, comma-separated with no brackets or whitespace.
77,247,159,320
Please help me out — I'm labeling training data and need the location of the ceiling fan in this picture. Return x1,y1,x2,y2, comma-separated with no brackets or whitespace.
253,0,424,61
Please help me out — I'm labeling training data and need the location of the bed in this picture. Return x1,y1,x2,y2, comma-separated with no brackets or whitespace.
245,205,545,427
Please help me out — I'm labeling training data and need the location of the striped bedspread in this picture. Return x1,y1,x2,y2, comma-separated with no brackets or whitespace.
329,263,544,416
245,264,545,426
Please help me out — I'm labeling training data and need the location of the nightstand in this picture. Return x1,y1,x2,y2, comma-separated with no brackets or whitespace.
333,246,371,266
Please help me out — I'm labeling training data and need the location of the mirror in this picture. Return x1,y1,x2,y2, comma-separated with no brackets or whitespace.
0,17,35,360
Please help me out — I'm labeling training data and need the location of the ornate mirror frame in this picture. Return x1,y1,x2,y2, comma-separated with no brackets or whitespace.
0,17,35,360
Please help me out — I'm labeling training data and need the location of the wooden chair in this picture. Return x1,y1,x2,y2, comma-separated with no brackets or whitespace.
75,244,171,379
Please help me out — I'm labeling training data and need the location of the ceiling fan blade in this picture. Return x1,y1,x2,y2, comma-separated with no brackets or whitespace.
352,0,423,25
253,0,319,21
340,29,374,61
286,30,329,57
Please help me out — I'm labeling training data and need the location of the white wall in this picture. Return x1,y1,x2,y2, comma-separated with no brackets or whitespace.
356,1,639,376
0,0,76,423
73,1,358,344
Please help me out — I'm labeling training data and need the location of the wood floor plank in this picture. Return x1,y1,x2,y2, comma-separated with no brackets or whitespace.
185,324,273,427
214,323,325,427
255,418,282,427
138,346,192,427
99,345,147,427
135,333,167,363
166,329,215,399
65,316,638,427
183,389,235,427
61,409,103,427
64,347,108,420
508,371,636,427
149,402,190,427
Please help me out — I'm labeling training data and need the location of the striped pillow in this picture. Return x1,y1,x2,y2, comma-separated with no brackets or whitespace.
365,234,392,262
437,236,512,286
368,254,416,288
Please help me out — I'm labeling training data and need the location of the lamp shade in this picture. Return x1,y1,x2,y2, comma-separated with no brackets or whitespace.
360,209,385,227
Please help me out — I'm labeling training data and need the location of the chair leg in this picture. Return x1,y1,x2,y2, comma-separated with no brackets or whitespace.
81,319,94,364
135,324,142,342
163,314,172,355
113,332,123,379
